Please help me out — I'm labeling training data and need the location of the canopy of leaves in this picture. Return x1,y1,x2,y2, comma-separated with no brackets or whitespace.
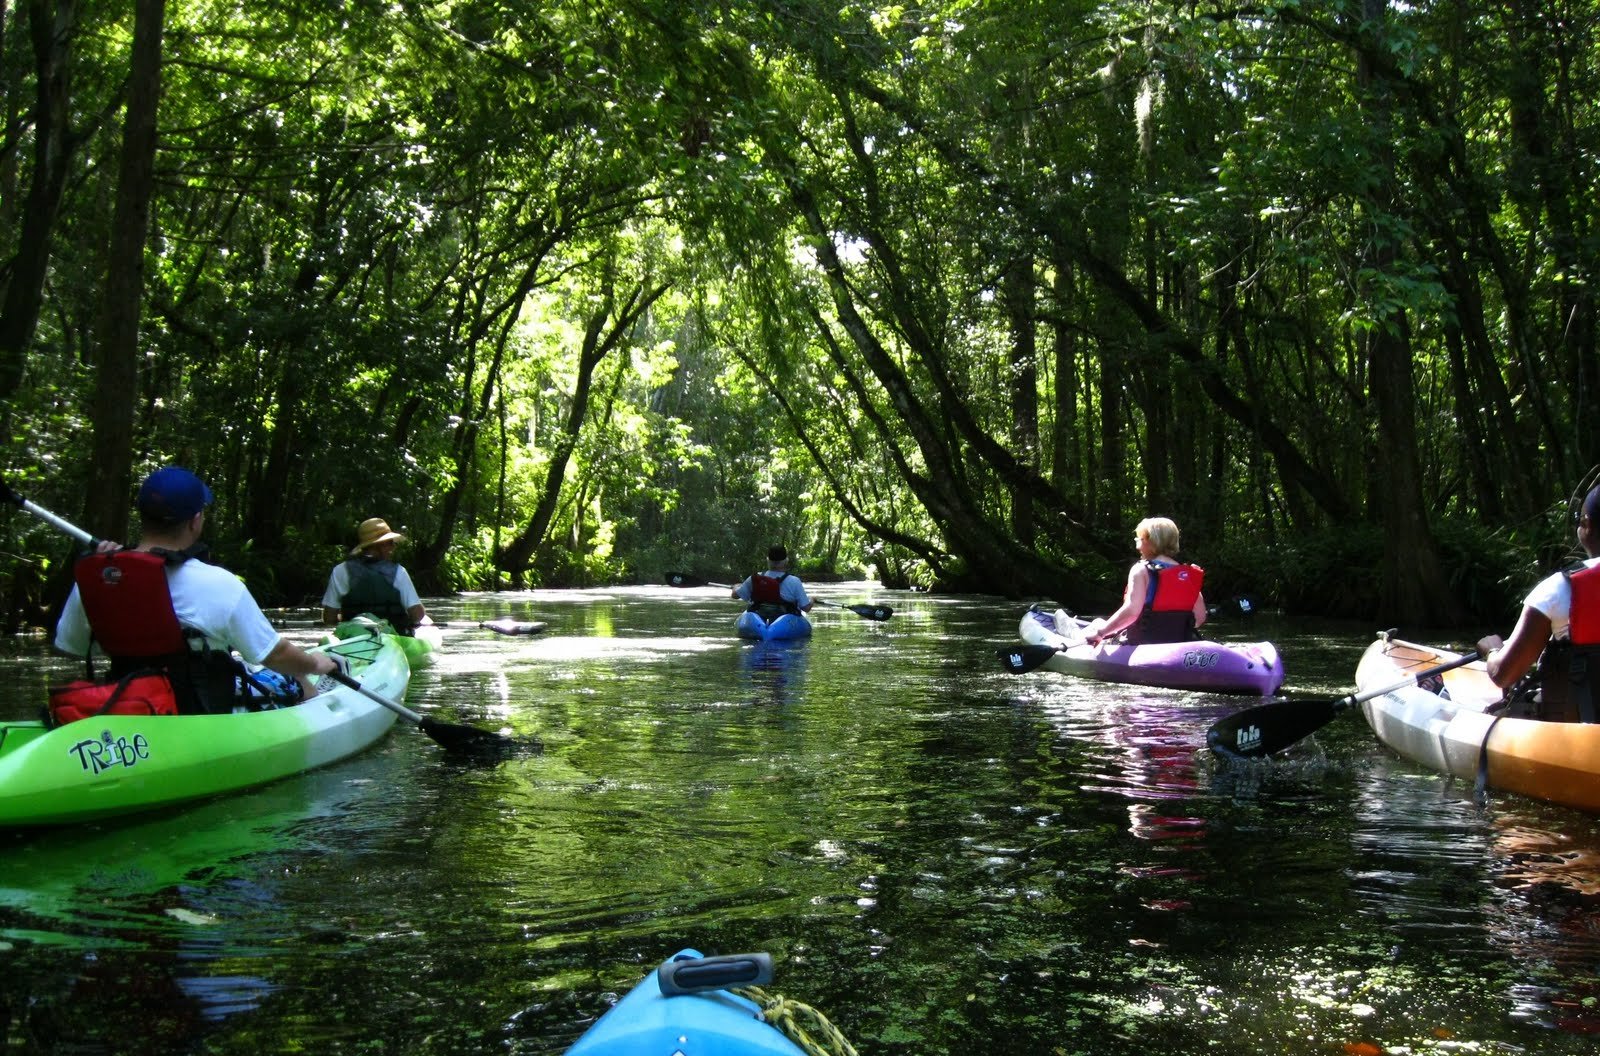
2,0,1595,627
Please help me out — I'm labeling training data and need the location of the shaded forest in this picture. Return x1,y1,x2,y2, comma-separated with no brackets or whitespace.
2,0,1595,629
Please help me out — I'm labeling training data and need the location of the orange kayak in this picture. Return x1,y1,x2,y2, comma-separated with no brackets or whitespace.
1356,635,1600,813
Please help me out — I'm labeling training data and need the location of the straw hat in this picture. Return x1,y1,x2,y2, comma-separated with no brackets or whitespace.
351,517,404,556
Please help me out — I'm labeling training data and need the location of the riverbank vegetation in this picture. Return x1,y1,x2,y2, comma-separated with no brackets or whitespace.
2,1,1594,628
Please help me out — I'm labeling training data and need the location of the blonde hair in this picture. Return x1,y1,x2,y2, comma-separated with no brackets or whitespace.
1136,517,1181,556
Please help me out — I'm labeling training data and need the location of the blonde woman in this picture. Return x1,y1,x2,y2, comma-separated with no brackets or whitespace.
1082,517,1208,646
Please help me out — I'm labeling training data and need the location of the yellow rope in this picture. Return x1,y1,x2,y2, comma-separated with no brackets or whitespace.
737,985,860,1056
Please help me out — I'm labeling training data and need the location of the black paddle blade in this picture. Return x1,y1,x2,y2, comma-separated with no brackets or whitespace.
846,603,893,621
665,572,709,588
1206,697,1346,759
419,716,541,756
996,644,1061,675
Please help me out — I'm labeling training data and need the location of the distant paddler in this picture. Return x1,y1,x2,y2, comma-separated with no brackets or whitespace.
321,516,428,635
731,544,813,621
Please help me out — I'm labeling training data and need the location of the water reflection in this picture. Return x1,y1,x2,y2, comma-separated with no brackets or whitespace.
739,640,810,707
3,595,1600,1054
1349,747,1600,1041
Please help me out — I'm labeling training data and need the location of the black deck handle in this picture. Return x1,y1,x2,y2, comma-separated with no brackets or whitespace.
657,952,774,996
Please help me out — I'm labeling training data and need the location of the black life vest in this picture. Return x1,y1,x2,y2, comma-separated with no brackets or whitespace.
747,572,797,616
71,548,254,714
1537,562,1600,723
337,557,414,633
1126,561,1205,645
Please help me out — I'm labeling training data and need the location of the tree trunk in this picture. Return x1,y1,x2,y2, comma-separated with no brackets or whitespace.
1353,0,1463,625
1047,238,1079,495
1002,255,1039,545
498,278,669,575
82,0,164,543
0,0,79,429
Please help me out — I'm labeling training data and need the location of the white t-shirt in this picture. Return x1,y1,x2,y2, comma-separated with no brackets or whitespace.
1522,554,1600,640
734,570,811,610
320,561,423,611
56,556,283,665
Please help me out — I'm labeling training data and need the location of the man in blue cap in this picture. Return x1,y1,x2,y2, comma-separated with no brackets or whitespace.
55,465,344,709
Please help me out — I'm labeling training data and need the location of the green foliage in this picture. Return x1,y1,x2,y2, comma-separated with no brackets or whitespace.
2,0,1598,624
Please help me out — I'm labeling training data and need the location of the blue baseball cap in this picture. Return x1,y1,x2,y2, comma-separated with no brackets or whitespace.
137,466,213,522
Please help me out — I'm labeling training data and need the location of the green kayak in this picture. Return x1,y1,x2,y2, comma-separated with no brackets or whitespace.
329,614,442,667
0,630,410,828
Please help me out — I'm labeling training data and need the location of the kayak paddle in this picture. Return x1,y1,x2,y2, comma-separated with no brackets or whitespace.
1206,649,1483,759
1,477,99,547
996,612,1091,674
325,669,539,756
665,571,894,621
996,643,1067,674
811,597,894,621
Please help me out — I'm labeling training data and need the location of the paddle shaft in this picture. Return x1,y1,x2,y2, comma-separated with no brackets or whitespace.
1208,648,1483,759
1,480,99,547
329,668,425,723
1339,649,1484,711
666,571,892,620
997,612,1090,674
319,641,529,753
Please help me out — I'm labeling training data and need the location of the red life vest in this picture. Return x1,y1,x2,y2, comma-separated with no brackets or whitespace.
72,549,188,663
68,548,266,715
1566,563,1600,645
1537,563,1600,723
1147,561,1204,612
1126,561,1204,645
749,572,789,606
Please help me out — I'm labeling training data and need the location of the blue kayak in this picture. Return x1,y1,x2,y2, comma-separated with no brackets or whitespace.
735,610,812,641
566,950,805,1055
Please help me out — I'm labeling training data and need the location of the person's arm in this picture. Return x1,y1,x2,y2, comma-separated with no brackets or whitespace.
1192,592,1208,631
394,566,426,625
1478,605,1553,689
262,637,342,678
731,576,752,601
790,579,813,613
226,581,337,678
1087,565,1148,642
320,565,347,626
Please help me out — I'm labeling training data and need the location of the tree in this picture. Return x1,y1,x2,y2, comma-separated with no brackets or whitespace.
83,0,166,544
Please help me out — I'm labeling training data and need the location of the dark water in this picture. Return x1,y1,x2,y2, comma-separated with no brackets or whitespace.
4,586,1600,1054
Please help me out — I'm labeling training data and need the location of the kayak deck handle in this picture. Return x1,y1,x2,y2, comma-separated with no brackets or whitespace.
658,952,774,996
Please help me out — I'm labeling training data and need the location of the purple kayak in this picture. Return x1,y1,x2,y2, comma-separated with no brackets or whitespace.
1013,607,1284,696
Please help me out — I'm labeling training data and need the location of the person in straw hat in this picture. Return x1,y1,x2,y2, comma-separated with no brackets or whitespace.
320,517,427,634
